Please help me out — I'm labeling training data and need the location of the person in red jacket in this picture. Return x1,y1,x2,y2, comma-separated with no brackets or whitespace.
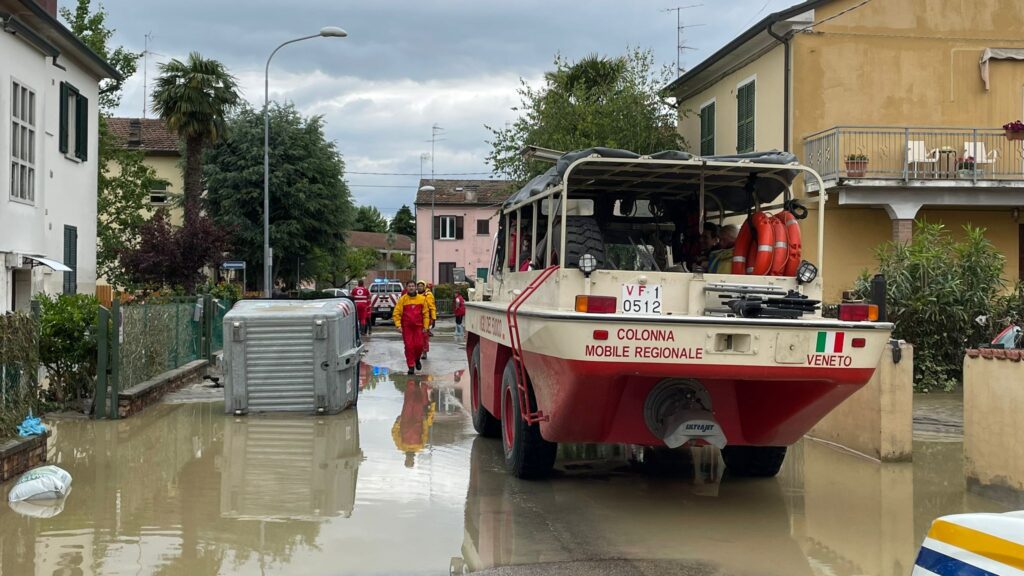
453,291,466,340
393,281,431,374
351,279,371,336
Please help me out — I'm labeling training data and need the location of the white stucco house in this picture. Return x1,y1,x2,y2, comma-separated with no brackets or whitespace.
0,0,119,313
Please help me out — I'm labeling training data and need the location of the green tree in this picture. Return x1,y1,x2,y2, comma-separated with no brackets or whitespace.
35,293,99,404
151,52,240,227
204,104,354,291
339,247,381,285
353,205,389,233
60,0,158,289
390,252,412,270
487,49,682,181
390,204,416,236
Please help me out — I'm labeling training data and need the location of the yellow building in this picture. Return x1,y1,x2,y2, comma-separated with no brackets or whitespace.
107,117,183,226
668,0,1024,300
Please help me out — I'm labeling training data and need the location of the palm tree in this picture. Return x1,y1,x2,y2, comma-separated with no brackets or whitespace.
151,52,240,228
545,54,626,103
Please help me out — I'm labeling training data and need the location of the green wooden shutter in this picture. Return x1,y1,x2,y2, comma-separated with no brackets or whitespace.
737,82,755,153
58,82,69,154
63,225,78,294
75,94,88,160
700,103,715,156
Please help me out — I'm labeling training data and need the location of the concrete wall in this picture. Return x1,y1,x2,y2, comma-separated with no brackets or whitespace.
805,202,1021,302
678,44,785,155
808,342,913,462
415,203,499,283
964,350,1024,499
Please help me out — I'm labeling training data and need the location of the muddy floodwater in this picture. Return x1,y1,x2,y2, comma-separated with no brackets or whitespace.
0,340,1011,575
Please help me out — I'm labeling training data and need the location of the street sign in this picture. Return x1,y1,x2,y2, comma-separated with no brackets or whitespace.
222,261,246,270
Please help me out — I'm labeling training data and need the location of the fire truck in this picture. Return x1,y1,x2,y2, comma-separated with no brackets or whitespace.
464,148,892,479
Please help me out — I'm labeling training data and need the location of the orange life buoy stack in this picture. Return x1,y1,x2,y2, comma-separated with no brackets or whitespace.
731,210,803,277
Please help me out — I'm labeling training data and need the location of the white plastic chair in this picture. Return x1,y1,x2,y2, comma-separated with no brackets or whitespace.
964,141,999,166
907,140,939,177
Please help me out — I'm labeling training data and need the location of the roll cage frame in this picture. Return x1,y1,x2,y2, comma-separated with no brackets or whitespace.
492,156,828,279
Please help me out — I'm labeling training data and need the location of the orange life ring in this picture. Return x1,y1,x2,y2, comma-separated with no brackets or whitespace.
731,219,753,274
747,212,774,275
782,210,803,276
769,215,789,276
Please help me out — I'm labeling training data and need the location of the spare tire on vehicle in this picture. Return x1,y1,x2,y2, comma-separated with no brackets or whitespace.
548,216,605,269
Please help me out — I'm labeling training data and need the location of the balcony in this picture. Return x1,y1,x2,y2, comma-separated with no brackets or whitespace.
802,126,1024,192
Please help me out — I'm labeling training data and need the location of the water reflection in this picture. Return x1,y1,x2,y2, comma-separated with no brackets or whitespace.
0,365,1016,576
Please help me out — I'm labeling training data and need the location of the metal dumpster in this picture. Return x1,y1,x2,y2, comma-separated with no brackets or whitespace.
223,299,362,415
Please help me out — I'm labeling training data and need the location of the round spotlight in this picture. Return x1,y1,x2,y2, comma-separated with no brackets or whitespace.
796,260,818,284
578,253,598,276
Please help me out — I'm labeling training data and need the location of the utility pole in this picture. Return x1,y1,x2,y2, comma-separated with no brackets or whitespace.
661,5,704,75
141,32,161,118
429,124,444,285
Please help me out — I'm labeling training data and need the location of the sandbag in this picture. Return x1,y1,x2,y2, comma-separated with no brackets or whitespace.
7,465,72,502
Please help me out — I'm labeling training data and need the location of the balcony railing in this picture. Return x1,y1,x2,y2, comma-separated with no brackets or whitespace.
802,126,1024,189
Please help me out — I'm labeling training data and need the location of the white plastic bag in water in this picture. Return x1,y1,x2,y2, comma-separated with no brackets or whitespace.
7,465,72,502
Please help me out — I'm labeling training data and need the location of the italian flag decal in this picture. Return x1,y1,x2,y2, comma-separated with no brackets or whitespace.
816,331,845,353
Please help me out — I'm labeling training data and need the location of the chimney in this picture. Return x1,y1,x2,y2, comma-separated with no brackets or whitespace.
34,0,57,17
465,185,479,203
128,119,142,147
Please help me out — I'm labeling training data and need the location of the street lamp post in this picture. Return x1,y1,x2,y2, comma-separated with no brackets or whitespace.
418,185,436,285
263,26,347,298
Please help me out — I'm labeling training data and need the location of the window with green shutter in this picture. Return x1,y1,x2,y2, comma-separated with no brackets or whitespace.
58,82,88,160
699,102,715,156
737,80,755,153
63,225,78,295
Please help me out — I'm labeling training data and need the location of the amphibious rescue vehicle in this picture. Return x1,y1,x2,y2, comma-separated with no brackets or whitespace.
465,148,893,479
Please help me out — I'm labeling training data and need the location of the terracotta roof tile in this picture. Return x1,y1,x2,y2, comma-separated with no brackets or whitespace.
346,231,413,251
414,179,514,206
106,117,180,154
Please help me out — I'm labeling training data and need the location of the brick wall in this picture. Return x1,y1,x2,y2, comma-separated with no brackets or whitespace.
0,433,48,482
118,359,208,418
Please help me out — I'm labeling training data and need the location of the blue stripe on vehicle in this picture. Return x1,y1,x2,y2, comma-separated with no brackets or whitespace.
914,546,999,576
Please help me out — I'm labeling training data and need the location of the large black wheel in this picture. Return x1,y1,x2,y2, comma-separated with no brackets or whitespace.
500,358,557,479
550,216,605,269
469,344,500,438
721,446,787,478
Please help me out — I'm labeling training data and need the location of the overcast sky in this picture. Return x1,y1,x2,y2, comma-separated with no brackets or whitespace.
82,0,792,217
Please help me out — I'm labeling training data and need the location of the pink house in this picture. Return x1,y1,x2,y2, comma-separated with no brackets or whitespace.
415,179,513,285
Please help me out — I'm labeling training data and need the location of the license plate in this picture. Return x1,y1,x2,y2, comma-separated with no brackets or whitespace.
621,284,662,315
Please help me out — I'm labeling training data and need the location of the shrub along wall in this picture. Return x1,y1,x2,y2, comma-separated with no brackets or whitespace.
0,312,40,439
855,221,1019,392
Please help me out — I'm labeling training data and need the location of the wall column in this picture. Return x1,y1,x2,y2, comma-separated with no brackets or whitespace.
883,202,923,244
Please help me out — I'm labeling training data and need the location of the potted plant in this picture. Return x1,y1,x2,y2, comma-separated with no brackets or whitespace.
1003,120,1024,140
844,153,869,177
957,155,978,178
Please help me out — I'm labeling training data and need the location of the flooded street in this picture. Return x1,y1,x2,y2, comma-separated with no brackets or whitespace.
0,334,1011,576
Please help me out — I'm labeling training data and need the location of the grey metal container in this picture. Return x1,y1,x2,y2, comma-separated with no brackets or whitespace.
223,299,363,415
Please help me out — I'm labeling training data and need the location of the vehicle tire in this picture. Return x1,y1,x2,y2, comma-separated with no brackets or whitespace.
500,358,557,479
550,216,605,269
469,344,500,438
721,445,787,478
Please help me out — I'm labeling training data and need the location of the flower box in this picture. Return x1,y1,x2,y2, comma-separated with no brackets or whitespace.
1005,130,1024,141
845,160,868,178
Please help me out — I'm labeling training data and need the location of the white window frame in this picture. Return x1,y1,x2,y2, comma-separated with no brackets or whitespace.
10,79,36,204
439,215,457,240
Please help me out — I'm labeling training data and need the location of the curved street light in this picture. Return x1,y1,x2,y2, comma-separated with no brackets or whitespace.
263,27,348,297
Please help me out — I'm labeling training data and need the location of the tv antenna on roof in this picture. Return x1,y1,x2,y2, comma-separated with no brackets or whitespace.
141,32,165,118
661,5,705,75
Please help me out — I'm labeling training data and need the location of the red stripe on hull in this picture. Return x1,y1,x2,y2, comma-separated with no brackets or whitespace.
517,352,875,447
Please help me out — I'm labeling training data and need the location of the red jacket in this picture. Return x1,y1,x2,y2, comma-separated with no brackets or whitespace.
454,294,466,317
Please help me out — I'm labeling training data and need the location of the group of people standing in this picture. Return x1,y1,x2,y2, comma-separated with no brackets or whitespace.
351,278,467,376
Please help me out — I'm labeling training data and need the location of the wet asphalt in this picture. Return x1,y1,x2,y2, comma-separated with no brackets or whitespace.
0,323,1012,576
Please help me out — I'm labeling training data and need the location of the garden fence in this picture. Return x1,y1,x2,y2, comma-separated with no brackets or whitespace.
95,295,234,419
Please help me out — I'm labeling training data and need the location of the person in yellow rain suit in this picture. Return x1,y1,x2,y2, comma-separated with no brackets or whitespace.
417,280,437,361
391,380,436,468
393,281,432,375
